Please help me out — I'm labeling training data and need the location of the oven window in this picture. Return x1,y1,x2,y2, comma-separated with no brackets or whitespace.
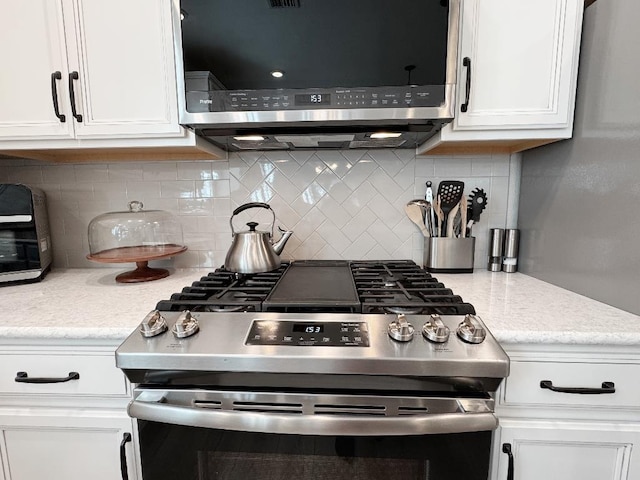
138,421,491,480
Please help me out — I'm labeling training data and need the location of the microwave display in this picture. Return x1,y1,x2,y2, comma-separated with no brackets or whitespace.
295,94,331,106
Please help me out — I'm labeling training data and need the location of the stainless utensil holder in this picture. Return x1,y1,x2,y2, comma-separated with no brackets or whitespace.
424,237,475,273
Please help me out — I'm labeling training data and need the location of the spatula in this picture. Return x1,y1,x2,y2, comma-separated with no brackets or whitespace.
436,180,465,236
404,203,430,237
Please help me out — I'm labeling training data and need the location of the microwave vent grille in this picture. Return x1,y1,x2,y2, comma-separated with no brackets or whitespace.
268,0,300,7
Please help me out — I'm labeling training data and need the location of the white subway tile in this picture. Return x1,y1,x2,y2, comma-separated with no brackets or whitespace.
265,169,300,203
160,180,196,199
471,158,492,176
342,232,376,259
434,158,473,177
75,164,108,183
343,182,377,216
177,161,213,180
316,151,352,178
108,163,144,182
289,151,315,164
342,157,377,191
491,154,511,176
290,158,326,190
42,165,76,184
342,207,377,242
316,194,351,229
60,183,94,203
143,162,178,181
8,165,44,184
415,158,435,177
212,198,232,216
125,181,161,200
178,197,214,215
3,149,514,269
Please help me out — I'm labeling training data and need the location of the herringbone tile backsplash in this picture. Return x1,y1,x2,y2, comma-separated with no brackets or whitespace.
0,150,513,270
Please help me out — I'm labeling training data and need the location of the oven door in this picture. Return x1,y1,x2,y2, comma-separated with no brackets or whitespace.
130,388,497,480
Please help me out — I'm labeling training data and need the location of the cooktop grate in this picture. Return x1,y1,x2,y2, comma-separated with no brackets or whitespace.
155,260,474,315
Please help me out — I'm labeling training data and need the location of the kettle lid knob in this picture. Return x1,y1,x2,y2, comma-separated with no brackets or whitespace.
246,222,259,232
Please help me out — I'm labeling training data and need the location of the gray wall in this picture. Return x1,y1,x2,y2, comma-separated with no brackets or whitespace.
519,1,640,315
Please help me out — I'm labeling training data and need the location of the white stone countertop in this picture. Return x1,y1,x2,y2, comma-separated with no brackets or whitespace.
0,268,638,346
437,271,640,346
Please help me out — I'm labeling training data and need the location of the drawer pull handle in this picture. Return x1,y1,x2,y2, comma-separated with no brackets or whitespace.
502,443,514,480
540,380,615,395
120,432,132,480
15,371,80,384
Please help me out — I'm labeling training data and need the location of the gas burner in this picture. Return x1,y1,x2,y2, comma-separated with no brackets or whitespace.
200,305,246,313
382,274,404,287
384,306,424,315
155,260,475,315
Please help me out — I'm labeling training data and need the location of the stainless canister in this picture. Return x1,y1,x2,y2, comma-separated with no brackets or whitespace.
487,228,504,272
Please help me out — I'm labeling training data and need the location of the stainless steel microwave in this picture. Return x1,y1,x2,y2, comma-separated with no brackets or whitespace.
172,0,460,151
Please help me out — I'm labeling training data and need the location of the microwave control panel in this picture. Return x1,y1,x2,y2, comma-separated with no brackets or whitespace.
186,86,445,113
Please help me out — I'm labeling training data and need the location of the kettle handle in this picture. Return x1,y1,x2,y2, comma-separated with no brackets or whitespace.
230,202,275,236
232,202,272,216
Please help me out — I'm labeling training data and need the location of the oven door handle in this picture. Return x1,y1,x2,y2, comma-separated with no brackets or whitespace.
128,398,498,436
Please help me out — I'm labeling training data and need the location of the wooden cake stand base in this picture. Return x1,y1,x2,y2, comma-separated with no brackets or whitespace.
87,245,187,283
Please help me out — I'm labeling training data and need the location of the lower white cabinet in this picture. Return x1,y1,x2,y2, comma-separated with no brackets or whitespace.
491,345,640,480
493,421,640,480
0,341,140,480
0,412,137,480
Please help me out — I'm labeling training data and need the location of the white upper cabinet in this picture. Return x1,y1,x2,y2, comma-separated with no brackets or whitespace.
66,0,181,138
0,0,180,141
420,0,584,154
0,0,223,160
0,1,75,139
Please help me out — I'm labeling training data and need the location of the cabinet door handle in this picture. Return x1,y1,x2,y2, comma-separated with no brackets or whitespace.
14,371,80,384
68,71,83,122
50,71,66,123
120,432,132,480
540,380,615,395
502,443,514,480
460,57,472,113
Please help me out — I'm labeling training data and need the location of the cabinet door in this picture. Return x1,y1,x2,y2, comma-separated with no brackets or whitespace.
454,0,582,130
0,414,138,480
0,1,75,139
65,0,181,138
492,422,640,480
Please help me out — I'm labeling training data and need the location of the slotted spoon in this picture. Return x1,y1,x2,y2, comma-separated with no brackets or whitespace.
436,180,465,236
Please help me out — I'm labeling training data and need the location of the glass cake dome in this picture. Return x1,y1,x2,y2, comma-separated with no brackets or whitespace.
86,201,186,283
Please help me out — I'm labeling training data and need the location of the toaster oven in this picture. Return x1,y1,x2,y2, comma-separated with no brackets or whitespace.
0,184,52,285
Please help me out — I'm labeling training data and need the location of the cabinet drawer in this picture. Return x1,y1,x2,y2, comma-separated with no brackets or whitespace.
0,353,128,397
503,360,640,409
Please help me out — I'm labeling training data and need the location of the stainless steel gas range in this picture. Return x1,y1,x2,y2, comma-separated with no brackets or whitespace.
116,260,509,480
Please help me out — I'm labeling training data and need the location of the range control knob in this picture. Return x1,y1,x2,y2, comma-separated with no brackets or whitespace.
422,314,450,343
139,310,168,338
388,314,415,342
456,314,487,344
172,311,199,339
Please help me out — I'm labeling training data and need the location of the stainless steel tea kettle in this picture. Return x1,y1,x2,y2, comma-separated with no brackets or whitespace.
224,202,293,273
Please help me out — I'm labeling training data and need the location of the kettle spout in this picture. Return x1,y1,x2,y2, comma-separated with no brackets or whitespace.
272,227,293,255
